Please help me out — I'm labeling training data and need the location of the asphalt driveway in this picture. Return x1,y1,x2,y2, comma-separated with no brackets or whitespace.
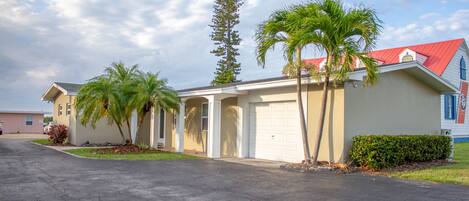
1,139,468,201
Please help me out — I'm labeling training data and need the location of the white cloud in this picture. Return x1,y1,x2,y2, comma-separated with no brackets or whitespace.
25,66,60,80
381,9,469,47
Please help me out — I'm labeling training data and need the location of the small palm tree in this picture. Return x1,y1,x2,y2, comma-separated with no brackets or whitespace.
103,62,139,144
255,7,314,163
130,72,179,133
75,76,127,144
292,0,382,164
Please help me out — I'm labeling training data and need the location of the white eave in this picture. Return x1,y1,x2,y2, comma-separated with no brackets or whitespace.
179,61,459,97
41,83,75,102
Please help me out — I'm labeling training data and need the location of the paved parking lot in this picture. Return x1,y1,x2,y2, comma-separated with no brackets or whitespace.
1,138,468,201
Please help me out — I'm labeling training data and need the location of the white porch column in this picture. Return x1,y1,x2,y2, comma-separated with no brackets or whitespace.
149,107,160,148
206,95,221,158
175,101,185,153
237,96,250,158
130,109,138,143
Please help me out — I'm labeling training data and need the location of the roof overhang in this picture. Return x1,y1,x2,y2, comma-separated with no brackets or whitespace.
179,61,459,98
41,83,76,102
349,61,459,94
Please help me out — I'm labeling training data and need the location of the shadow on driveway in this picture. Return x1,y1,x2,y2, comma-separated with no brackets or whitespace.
0,138,468,201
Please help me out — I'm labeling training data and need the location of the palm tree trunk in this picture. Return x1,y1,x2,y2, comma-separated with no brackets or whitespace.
115,123,127,144
126,118,132,144
312,75,330,165
296,48,311,163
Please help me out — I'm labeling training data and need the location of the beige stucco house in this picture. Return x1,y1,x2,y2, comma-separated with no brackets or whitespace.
164,61,456,163
41,62,456,163
41,82,129,145
41,39,465,163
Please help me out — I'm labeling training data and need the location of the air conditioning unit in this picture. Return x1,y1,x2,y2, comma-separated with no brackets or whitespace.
441,129,452,136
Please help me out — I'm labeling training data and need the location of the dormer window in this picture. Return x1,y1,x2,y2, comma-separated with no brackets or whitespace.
402,53,413,62
399,48,427,64
461,57,466,80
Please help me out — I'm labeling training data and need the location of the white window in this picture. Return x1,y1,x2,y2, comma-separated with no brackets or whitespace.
401,54,413,62
201,103,208,131
66,103,71,115
58,104,63,116
25,115,33,125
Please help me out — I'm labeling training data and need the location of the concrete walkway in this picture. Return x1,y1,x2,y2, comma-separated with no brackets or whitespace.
1,138,468,201
0,133,48,139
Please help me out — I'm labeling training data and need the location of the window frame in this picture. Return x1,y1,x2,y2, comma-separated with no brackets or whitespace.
444,95,457,120
66,103,71,115
58,104,63,116
25,115,33,126
460,57,467,80
201,103,208,132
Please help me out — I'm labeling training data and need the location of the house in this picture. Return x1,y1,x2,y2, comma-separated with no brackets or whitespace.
305,38,469,143
41,82,128,145
0,110,45,134
41,38,467,163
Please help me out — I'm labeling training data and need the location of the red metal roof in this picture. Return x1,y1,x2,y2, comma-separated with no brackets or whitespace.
304,38,465,76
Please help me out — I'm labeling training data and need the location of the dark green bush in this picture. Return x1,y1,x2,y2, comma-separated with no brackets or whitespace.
349,135,451,170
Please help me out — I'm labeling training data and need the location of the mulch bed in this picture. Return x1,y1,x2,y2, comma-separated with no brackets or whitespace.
95,145,163,154
280,160,451,175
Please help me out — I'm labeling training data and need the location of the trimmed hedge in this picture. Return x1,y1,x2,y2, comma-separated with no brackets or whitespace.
349,135,451,170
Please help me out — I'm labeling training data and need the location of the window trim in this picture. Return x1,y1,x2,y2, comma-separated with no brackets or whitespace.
66,103,71,115
58,104,63,116
444,95,457,120
201,103,208,132
25,115,33,126
460,57,466,80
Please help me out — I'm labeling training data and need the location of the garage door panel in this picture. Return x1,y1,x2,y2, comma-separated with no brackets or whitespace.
249,101,304,162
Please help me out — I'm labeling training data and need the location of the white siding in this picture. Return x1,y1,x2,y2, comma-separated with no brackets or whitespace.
440,44,469,137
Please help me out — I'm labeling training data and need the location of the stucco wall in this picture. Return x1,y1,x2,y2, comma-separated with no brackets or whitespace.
74,117,130,145
344,70,442,156
55,92,130,145
53,93,71,126
184,97,207,153
0,113,44,133
307,84,345,163
220,97,238,157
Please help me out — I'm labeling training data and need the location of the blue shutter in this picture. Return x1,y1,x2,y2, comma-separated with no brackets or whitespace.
444,95,450,119
461,57,467,80
452,95,457,120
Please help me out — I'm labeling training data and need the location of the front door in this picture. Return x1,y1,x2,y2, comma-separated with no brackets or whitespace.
158,109,165,146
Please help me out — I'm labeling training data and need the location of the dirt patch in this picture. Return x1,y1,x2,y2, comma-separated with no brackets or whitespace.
95,145,162,154
280,161,353,174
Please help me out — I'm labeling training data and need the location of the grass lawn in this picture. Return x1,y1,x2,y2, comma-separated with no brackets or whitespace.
32,139,52,145
392,142,469,185
65,148,201,161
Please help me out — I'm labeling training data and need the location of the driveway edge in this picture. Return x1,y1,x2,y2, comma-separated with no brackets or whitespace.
30,141,97,160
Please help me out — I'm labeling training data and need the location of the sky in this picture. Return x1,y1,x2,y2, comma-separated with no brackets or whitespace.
0,0,469,112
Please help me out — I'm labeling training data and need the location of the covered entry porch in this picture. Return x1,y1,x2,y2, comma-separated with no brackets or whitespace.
174,92,241,158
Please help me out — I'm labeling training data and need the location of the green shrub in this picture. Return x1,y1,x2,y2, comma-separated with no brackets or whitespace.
349,135,451,170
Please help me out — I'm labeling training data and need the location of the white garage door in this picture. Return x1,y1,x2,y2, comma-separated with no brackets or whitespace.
249,101,304,163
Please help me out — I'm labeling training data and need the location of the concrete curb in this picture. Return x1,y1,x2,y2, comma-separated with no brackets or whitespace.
30,141,99,160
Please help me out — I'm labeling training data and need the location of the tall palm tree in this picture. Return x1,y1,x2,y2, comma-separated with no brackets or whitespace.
255,7,315,163
130,72,179,133
104,62,139,144
75,76,127,144
291,0,382,164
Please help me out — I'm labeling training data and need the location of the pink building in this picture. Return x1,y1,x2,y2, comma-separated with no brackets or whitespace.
0,111,45,134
